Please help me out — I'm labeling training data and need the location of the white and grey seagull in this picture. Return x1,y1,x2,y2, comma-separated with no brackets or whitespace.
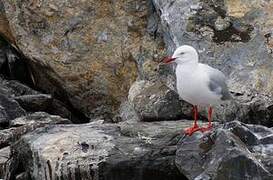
162,45,232,136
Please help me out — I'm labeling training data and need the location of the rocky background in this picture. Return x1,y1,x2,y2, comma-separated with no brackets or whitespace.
0,0,273,180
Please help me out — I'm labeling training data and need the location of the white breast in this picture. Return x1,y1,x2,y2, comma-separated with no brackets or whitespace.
175,64,222,106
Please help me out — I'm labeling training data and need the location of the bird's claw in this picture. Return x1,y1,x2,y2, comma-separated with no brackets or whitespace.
184,124,213,136
184,125,203,136
201,125,213,133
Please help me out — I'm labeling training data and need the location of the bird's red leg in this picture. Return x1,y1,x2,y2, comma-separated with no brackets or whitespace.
193,105,198,128
208,106,212,127
184,105,202,135
202,106,213,132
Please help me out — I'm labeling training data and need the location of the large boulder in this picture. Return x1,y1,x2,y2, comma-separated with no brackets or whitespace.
176,121,273,180
1,0,166,120
5,120,191,180
152,0,273,126
128,80,186,121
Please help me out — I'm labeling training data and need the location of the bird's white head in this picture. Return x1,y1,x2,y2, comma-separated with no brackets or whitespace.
162,45,199,65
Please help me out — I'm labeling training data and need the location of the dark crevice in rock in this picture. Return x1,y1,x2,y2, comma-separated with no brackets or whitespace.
246,104,273,127
27,61,89,123
47,160,53,180
99,157,189,180
0,36,89,123
0,122,9,129
0,38,33,87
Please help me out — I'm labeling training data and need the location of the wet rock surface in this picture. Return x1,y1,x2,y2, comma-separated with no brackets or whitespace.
152,0,273,126
6,120,190,180
176,121,273,180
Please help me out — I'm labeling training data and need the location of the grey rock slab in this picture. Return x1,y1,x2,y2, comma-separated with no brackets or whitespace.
6,120,190,180
119,119,205,138
14,94,53,112
9,112,70,127
0,112,71,148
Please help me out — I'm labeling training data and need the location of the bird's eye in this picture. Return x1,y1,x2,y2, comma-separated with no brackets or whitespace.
180,52,185,55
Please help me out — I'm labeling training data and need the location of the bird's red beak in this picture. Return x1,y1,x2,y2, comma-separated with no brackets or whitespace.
162,56,176,64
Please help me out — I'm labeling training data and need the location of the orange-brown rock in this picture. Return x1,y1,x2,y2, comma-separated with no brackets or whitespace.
2,0,165,119
0,2,15,45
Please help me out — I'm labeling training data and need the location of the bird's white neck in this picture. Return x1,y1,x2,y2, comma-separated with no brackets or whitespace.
175,55,199,79
176,62,198,75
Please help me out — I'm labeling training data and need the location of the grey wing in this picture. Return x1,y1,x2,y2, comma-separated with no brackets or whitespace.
208,70,232,101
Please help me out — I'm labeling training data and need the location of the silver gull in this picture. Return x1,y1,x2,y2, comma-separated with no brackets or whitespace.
163,45,232,135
